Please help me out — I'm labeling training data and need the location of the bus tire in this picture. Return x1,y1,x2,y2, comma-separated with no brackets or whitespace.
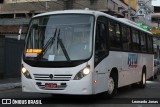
105,73,118,98
139,71,146,88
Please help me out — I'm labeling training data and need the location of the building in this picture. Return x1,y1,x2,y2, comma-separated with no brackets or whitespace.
151,0,160,59
3,0,57,3
0,0,137,19
151,1,160,41
0,0,142,38
122,0,154,30
152,0,160,32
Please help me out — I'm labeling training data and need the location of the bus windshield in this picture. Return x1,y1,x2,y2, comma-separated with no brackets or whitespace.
25,14,94,62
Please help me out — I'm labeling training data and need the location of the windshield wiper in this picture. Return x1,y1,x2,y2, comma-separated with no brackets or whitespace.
36,28,57,61
57,29,71,62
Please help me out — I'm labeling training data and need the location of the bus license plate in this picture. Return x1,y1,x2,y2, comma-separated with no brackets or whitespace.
45,83,57,89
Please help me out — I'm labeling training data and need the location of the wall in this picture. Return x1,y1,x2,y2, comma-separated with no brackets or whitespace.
123,0,137,10
4,38,24,78
0,35,5,79
72,0,107,10
1,0,121,15
4,0,57,3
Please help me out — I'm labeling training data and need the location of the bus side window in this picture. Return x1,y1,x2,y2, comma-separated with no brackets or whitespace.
147,35,153,53
140,32,147,52
131,29,140,51
122,25,131,50
109,21,121,50
95,21,107,65
96,23,107,50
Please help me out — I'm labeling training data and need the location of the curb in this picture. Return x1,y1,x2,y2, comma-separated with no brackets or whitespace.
0,82,21,91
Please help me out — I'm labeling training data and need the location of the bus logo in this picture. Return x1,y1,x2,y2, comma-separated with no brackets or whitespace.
49,74,54,79
128,54,138,68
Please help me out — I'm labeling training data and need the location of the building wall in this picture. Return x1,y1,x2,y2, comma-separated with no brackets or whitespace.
4,38,24,78
0,1,64,13
1,0,114,14
123,0,137,10
3,0,108,10
0,35,5,79
73,0,107,11
4,0,57,3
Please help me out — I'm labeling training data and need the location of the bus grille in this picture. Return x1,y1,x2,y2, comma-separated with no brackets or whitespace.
33,74,72,81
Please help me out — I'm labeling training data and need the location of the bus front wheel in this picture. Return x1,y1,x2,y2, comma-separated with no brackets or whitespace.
106,74,118,98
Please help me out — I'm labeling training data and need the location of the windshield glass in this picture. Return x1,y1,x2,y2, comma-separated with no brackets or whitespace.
25,14,94,62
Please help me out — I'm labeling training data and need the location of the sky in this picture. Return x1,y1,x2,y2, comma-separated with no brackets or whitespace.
152,0,160,6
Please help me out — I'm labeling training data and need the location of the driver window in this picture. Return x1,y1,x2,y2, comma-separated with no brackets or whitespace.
95,19,108,66
96,22,107,50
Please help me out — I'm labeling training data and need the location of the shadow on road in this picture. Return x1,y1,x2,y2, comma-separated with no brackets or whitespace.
40,76,160,104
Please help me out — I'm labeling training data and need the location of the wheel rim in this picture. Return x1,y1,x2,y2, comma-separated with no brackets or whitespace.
142,73,146,85
108,77,114,94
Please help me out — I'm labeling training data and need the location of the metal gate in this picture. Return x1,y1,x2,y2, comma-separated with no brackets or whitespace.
4,38,24,78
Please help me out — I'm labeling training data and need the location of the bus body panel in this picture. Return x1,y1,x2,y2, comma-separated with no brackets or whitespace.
93,51,153,94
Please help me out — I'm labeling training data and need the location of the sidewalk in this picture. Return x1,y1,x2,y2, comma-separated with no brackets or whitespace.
0,78,21,91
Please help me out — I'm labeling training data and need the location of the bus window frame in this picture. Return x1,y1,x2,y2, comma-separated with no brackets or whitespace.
94,16,109,66
146,34,154,54
121,23,132,51
140,31,147,52
107,18,153,55
131,28,141,52
108,19,122,51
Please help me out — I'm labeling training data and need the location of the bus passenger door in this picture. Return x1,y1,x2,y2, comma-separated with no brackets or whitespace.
94,17,109,94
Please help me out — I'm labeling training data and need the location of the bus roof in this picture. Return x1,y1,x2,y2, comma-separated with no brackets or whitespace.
33,9,152,35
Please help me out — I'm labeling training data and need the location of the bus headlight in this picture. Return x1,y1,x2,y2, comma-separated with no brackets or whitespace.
74,65,90,80
21,66,32,79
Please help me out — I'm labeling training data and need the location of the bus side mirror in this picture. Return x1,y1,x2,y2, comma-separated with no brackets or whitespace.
18,26,22,40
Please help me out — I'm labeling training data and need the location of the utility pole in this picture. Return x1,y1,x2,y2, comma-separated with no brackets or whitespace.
128,0,132,20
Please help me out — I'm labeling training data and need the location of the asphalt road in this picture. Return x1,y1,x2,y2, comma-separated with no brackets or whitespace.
0,76,160,107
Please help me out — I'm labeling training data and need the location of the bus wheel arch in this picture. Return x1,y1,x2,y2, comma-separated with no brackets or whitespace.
106,68,118,98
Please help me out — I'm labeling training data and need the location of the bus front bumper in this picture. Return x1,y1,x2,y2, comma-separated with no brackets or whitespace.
22,76,93,95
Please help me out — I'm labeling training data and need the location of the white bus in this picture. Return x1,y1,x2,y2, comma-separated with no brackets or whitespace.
21,9,154,97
